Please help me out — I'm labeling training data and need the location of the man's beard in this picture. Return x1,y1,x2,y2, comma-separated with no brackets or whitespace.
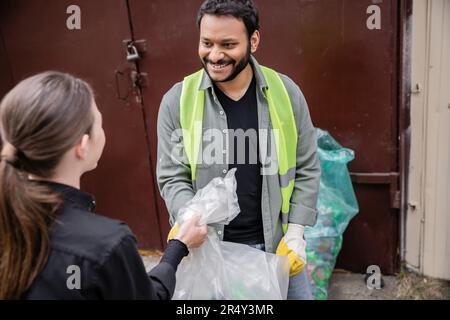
202,43,251,83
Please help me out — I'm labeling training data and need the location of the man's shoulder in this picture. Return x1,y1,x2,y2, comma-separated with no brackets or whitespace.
159,81,183,124
162,81,183,104
258,63,304,100
276,71,303,98
272,70,307,107
159,69,205,121
260,66,310,121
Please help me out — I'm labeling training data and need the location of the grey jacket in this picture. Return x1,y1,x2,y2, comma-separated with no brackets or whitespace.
156,56,320,253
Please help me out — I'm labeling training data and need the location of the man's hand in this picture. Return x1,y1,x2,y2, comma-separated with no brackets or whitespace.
167,223,180,242
276,223,307,277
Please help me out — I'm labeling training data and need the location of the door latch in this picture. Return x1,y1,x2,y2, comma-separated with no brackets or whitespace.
126,43,140,62
123,39,146,63
131,71,148,89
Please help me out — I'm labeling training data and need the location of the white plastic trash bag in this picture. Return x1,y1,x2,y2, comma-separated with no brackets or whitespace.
173,168,290,300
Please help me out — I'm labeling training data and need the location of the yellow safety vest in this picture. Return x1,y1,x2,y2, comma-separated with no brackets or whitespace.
180,66,297,233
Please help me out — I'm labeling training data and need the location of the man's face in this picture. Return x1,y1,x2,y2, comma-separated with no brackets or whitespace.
199,14,258,83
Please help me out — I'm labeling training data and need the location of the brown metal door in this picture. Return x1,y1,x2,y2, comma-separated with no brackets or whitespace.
258,0,401,274
257,0,401,274
126,0,206,243
0,0,164,249
129,0,401,273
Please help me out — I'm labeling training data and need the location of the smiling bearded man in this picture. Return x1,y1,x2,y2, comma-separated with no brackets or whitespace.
156,0,321,300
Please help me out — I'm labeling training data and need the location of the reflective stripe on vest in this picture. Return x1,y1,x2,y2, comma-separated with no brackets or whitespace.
180,66,297,234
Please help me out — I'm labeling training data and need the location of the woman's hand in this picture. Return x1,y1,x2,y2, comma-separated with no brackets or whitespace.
175,214,208,249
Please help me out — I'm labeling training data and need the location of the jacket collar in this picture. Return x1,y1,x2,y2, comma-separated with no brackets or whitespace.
41,181,97,213
198,55,268,91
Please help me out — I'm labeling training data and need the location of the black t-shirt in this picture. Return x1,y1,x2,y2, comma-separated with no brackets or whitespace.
214,76,265,245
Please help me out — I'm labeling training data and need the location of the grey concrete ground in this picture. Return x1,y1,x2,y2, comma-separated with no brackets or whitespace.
327,272,397,300
141,256,450,300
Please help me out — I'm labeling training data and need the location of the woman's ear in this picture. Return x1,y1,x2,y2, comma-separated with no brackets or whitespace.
75,134,90,160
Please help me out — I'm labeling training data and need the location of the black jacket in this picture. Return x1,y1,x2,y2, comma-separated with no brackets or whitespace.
23,182,188,300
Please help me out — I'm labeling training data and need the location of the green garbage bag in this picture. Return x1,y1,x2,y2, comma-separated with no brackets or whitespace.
305,128,359,300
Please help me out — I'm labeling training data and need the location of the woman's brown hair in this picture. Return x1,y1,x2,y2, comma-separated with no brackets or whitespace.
0,71,95,299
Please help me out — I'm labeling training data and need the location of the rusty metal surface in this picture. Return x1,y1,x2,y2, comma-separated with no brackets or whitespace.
127,0,205,242
0,27,13,99
336,184,399,273
257,0,400,273
258,0,398,174
398,0,412,263
0,0,163,248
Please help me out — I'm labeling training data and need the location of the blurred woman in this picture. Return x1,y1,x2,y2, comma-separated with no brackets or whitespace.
0,71,207,299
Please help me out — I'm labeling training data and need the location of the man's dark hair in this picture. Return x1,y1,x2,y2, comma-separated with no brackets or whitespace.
197,0,260,38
